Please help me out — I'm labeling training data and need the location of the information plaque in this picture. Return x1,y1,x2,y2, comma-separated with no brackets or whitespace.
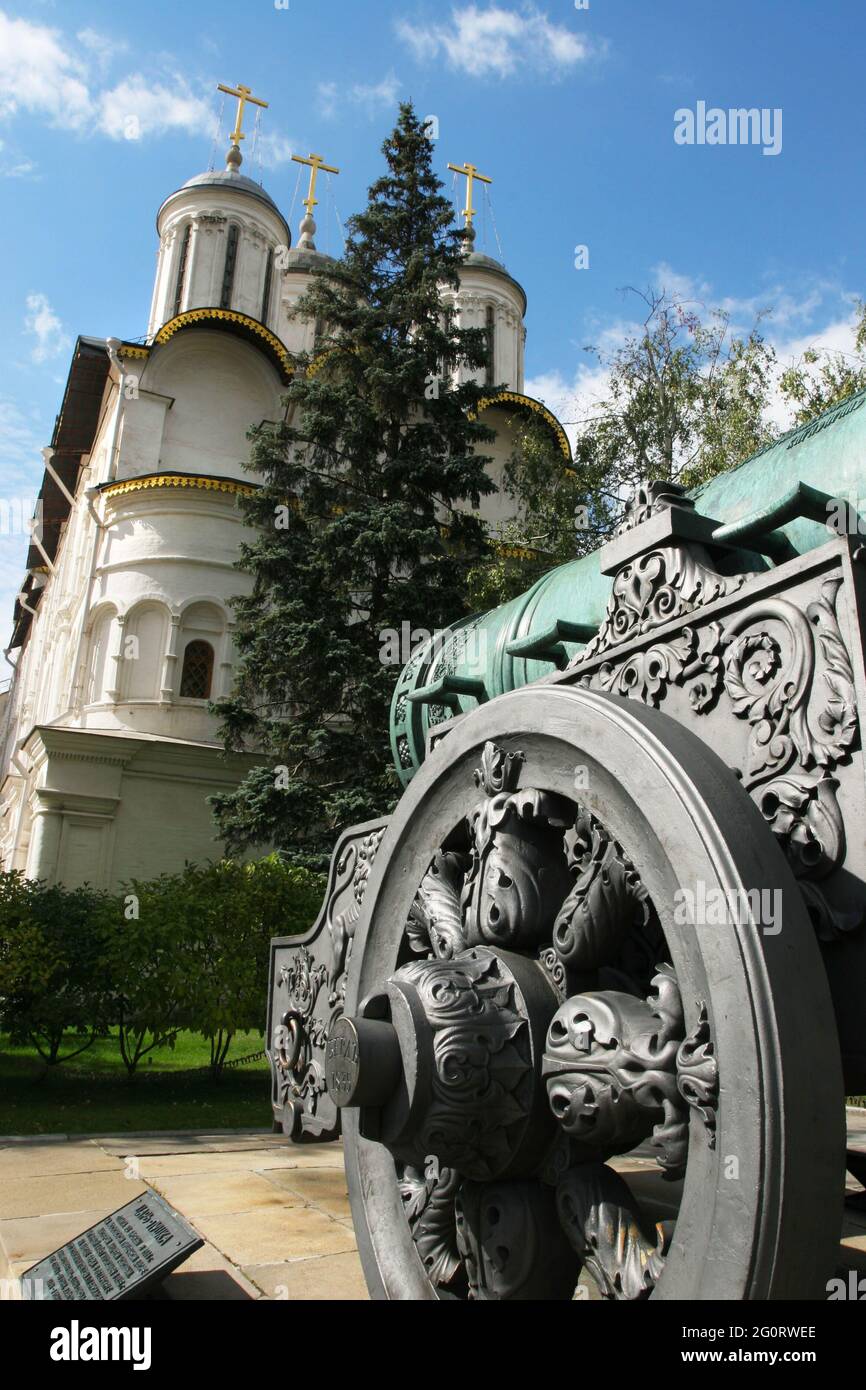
20,1189,203,1301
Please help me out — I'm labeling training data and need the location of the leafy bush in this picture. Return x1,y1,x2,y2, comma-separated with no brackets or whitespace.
0,857,325,1078
120,856,324,1077
0,873,116,1065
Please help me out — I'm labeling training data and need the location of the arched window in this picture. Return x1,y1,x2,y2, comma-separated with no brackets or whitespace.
173,224,191,318
260,247,274,324
485,303,496,386
220,224,239,309
179,640,214,699
87,607,116,705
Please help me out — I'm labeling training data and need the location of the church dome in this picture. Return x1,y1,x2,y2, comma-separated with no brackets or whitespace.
460,229,527,316
148,159,291,340
156,168,290,241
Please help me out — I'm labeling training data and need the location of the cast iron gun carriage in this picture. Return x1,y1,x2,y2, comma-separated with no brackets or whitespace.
267,390,866,1300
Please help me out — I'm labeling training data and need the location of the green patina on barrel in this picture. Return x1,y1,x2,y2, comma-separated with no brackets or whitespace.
390,388,866,784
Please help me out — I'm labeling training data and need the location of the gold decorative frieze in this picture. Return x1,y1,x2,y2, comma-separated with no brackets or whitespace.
102,474,256,500
154,308,293,378
469,390,572,462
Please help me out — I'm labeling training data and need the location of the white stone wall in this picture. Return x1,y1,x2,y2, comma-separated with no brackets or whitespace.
279,270,319,359
147,184,288,338
11,726,263,890
447,262,526,393
133,330,283,482
0,329,280,883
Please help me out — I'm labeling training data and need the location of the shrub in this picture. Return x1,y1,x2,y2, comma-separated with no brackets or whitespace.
0,873,116,1065
0,857,325,1079
117,856,324,1078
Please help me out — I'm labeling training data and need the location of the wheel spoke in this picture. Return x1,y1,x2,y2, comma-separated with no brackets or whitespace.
456,1178,580,1300
557,1162,671,1301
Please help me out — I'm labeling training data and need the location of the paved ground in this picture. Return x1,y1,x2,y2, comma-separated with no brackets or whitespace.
0,1129,366,1301
0,1111,864,1300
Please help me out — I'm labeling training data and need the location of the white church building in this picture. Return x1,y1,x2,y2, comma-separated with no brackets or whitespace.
0,106,570,890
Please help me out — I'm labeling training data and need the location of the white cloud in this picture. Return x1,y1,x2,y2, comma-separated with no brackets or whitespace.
351,72,401,113
0,136,36,178
0,397,45,475
97,74,215,143
316,82,339,120
651,262,836,337
76,27,128,71
0,11,294,163
0,10,91,130
396,4,595,80
253,130,297,168
525,361,614,453
24,294,70,365
317,72,401,121
529,271,866,453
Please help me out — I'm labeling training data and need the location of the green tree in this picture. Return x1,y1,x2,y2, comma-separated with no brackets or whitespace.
779,301,866,424
213,102,498,865
105,888,189,1078
467,419,607,609
574,288,778,526
469,287,779,606
0,874,115,1067
180,856,321,1079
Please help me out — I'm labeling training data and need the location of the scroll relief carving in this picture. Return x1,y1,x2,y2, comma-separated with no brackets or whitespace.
272,821,387,1138
573,529,861,939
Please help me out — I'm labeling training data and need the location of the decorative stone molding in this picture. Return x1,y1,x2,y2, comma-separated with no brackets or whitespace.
153,308,293,379
468,390,571,462
102,474,257,501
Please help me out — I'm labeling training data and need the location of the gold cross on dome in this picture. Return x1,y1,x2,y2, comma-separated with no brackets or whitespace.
447,160,493,228
217,82,269,145
292,152,341,215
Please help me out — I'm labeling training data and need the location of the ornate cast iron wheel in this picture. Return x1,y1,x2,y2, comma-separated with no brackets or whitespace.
334,686,845,1300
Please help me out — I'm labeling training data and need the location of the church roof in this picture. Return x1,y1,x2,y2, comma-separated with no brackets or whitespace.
458,228,527,314
158,170,290,240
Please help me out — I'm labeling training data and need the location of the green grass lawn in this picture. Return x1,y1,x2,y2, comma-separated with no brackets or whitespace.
0,1031,272,1136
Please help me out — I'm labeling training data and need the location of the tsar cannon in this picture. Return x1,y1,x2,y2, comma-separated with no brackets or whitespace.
267,389,866,1300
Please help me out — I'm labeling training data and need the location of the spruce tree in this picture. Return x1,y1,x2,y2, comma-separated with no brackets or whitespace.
212,103,497,865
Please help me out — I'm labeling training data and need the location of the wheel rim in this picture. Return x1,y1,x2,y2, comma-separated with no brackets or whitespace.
343,685,845,1300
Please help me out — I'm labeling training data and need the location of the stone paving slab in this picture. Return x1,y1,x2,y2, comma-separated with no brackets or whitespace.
264,1168,353,1222
1,1124,864,1300
246,1252,369,1301
95,1131,287,1157
0,1129,364,1300
133,1147,346,1179
0,1170,147,1222
190,1205,358,1268
146,1171,298,1219
848,1108,866,1143
0,1142,123,1180
0,1209,111,1281
161,1242,261,1302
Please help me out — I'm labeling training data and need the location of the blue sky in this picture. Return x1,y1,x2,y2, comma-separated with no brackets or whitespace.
1,0,865,633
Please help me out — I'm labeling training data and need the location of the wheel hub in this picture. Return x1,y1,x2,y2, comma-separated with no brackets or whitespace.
327,945,559,1181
